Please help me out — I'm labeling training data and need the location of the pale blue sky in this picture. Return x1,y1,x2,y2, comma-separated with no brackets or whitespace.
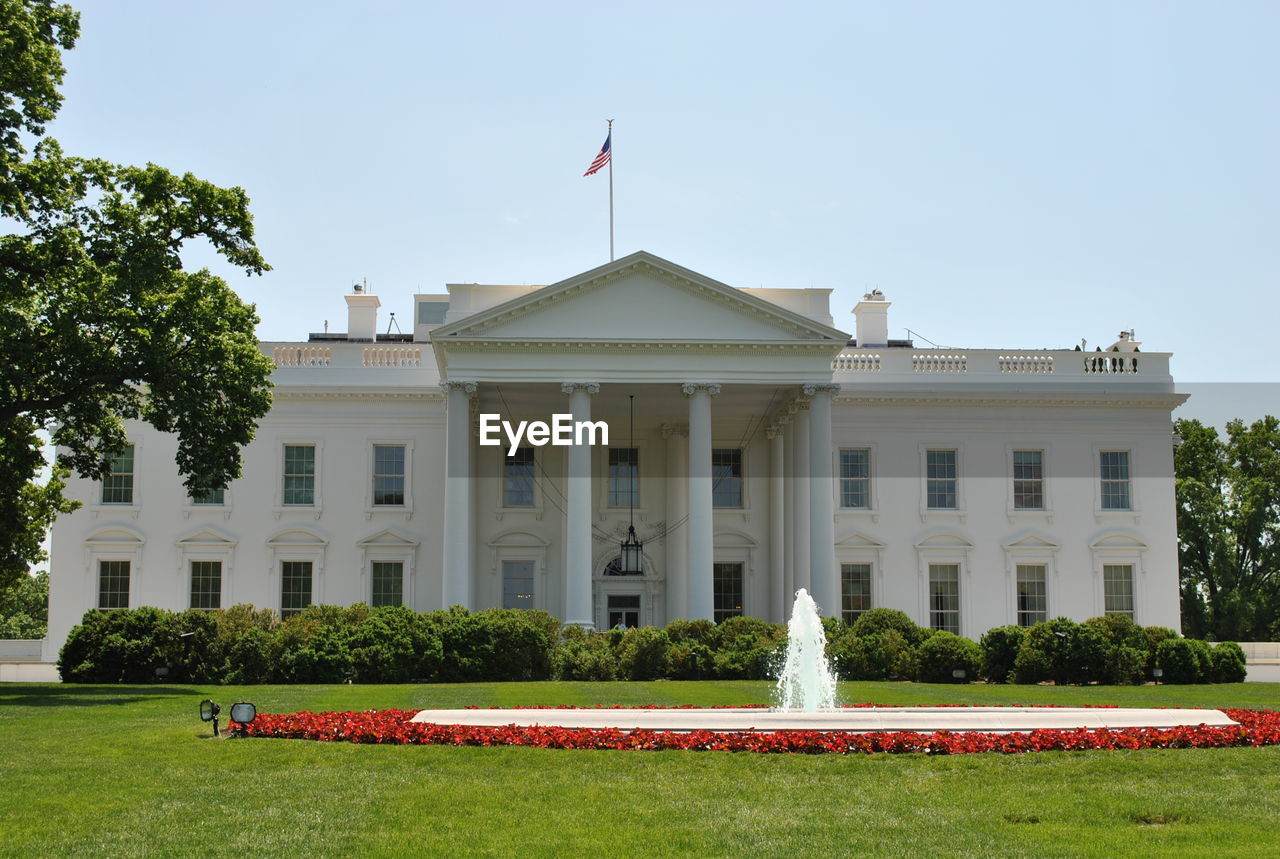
52,1,1279,398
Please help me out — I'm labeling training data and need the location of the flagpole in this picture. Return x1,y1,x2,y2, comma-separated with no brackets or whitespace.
607,118,614,261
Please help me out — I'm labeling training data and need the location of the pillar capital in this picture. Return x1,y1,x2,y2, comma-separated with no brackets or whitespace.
561,382,600,395
661,423,689,439
802,383,841,398
681,382,721,397
441,380,478,395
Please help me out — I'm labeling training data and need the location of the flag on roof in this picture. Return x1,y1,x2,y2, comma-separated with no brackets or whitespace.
583,133,611,176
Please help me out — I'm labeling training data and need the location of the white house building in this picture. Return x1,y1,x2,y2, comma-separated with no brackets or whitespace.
44,251,1185,659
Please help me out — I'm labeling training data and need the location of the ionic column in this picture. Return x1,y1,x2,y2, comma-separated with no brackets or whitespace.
683,382,720,621
442,380,477,609
805,383,841,618
782,414,794,612
767,424,786,624
791,399,811,596
662,424,689,622
562,382,599,628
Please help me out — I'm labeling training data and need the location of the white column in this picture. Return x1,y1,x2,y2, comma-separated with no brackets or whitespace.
768,424,786,624
683,382,720,621
442,380,476,609
562,382,599,627
663,424,689,621
791,399,811,596
806,384,840,618
782,415,794,611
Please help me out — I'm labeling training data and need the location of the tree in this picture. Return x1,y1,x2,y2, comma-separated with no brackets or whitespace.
1175,416,1280,640
0,570,47,638
0,1,274,587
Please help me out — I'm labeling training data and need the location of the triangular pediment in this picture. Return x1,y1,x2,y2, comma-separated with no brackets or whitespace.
1003,534,1061,552
176,527,238,547
358,528,420,548
836,532,886,549
266,528,328,547
432,252,848,344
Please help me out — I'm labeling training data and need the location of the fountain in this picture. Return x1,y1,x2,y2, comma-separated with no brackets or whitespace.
774,589,838,712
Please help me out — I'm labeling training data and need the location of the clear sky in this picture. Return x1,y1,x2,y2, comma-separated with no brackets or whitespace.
51,1,1279,398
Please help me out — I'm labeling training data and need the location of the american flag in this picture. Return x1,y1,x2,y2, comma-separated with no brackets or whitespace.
583,133,611,176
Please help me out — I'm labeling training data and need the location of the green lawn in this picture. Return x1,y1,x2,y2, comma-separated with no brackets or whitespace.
1,681,1278,857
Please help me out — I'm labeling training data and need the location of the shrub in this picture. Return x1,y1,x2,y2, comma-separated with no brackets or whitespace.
1210,641,1248,683
916,631,980,683
1141,626,1180,675
58,607,173,683
551,626,618,681
1084,615,1147,651
979,625,1026,683
830,629,915,681
711,616,786,680
1013,618,1107,685
346,606,443,683
617,627,671,680
225,625,275,684
850,608,925,644
476,608,556,681
1155,638,1205,684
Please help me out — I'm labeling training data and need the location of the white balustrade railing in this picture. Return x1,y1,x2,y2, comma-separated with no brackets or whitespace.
1082,353,1140,374
362,346,422,367
912,353,968,373
273,346,331,367
832,352,881,372
998,355,1055,373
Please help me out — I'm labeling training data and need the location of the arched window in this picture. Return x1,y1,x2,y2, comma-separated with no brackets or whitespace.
602,555,642,576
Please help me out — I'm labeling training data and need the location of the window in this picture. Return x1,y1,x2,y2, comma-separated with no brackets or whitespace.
1012,450,1044,510
281,561,313,618
841,563,872,624
190,485,225,506
928,563,960,633
1100,451,1131,510
373,445,406,506
1104,564,1134,617
840,449,871,509
371,561,403,607
713,562,744,622
712,449,743,508
607,594,641,629
190,560,222,610
283,445,315,506
926,449,957,509
502,560,535,609
608,448,638,508
1016,564,1047,626
97,560,130,610
417,300,448,324
101,445,135,504
503,447,535,507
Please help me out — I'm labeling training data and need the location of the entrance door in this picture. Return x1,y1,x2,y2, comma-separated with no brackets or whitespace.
607,594,641,629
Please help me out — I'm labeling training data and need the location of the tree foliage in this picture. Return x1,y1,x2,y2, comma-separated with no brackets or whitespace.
0,1,273,586
0,569,47,638
1175,416,1280,640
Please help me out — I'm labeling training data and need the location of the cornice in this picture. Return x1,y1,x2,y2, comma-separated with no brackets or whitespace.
438,339,843,355
273,390,444,402
833,391,1188,410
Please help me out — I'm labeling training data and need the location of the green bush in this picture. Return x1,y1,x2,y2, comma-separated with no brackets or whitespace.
1141,626,1180,675
1209,641,1248,683
1155,638,1205,684
829,629,915,681
978,625,1026,683
1013,618,1107,685
849,608,925,644
710,616,786,680
617,627,671,680
551,625,618,680
346,606,443,683
916,631,980,683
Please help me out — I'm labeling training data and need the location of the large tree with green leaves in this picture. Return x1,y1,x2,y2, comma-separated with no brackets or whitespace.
0,1,273,587
1174,416,1280,640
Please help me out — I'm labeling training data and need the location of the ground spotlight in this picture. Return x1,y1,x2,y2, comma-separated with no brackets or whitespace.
199,699,221,737
229,702,257,729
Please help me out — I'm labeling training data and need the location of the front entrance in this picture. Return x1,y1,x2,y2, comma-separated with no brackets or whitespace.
607,593,641,629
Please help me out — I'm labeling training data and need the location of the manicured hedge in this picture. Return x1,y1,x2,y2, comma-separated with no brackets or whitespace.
57,604,1248,685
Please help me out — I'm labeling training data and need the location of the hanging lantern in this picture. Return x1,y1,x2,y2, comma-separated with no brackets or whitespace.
618,394,643,573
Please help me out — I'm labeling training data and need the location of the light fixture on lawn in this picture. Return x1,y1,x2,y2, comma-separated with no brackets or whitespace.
619,394,643,574
199,699,221,737
229,702,257,727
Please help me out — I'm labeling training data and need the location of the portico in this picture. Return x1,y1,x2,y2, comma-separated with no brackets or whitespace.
429,252,848,626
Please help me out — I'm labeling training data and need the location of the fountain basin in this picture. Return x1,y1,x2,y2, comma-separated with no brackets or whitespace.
409,706,1239,734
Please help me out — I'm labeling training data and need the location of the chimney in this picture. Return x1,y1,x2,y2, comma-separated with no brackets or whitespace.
852,289,890,347
345,282,380,341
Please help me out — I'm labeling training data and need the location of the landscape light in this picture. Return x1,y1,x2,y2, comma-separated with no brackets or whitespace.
199,699,221,737
229,702,257,726
952,669,967,680
1152,667,1163,685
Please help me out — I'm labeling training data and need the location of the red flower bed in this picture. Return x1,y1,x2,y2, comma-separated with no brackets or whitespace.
232,707,1280,755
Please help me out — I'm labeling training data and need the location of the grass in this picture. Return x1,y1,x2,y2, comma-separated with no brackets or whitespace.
1,681,1278,857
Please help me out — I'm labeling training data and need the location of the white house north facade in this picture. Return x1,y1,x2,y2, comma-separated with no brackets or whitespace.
44,252,1186,659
